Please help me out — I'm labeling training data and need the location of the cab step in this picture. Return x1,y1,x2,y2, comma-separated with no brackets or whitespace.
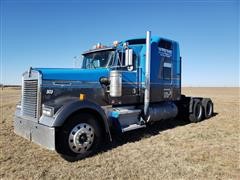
110,106,146,133
121,123,146,133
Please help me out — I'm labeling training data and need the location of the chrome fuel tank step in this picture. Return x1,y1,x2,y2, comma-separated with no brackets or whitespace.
121,123,146,133
110,107,146,133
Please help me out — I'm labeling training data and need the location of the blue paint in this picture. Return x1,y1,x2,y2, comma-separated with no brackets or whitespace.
34,36,181,99
109,111,122,133
34,68,109,81
122,36,180,89
110,111,119,118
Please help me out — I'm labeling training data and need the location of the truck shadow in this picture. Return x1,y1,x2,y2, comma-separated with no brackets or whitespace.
101,112,218,153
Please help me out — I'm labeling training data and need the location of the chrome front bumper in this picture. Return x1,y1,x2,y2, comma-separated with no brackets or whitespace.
14,115,55,150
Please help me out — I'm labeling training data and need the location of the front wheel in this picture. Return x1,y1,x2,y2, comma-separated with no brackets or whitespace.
56,113,103,162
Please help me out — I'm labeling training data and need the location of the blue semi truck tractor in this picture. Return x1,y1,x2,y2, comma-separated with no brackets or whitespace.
14,31,214,161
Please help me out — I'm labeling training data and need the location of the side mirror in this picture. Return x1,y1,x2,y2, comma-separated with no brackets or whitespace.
125,49,133,67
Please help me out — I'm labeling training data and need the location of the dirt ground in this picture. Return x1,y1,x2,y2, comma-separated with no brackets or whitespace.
0,87,239,179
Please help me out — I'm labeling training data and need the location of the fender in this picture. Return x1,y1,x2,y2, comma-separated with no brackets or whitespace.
40,99,112,141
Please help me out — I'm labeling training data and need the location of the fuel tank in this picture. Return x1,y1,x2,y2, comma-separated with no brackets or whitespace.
147,102,178,122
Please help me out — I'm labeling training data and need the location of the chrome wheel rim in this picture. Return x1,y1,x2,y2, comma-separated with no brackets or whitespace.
68,123,95,154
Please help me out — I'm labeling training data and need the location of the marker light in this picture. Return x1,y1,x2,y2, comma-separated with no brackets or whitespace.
96,43,101,49
79,93,86,101
113,41,119,47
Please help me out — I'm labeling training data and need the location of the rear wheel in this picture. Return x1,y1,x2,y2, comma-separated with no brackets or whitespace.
56,113,103,162
202,98,213,119
189,99,203,123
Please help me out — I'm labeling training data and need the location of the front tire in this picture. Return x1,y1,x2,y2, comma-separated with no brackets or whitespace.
56,113,103,162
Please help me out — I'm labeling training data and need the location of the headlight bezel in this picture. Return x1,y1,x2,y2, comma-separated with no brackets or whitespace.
42,105,54,117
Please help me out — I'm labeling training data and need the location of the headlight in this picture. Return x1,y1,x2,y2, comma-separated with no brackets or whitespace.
42,105,54,117
16,102,21,110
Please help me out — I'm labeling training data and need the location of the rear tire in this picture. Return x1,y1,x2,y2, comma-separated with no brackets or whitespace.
202,98,214,119
56,113,103,162
189,99,203,123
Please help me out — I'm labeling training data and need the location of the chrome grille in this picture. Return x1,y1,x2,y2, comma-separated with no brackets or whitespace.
22,79,38,118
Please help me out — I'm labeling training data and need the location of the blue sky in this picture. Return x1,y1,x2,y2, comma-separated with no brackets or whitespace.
1,0,239,86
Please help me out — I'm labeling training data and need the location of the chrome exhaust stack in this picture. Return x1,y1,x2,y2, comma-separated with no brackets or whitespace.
144,31,151,118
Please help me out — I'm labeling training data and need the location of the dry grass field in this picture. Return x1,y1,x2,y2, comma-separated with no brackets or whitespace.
0,87,239,179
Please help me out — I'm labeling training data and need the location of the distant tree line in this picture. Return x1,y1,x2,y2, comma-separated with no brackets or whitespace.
0,84,21,89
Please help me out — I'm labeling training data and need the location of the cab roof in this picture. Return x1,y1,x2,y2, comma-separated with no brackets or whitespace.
82,36,178,55
124,36,178,45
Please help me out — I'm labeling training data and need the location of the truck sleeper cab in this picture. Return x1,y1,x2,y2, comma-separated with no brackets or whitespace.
14,31,214,161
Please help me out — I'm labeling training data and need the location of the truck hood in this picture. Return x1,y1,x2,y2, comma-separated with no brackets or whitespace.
34,68,109,81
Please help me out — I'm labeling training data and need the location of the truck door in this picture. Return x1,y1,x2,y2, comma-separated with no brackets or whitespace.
122,70,139,98
117,50,140,104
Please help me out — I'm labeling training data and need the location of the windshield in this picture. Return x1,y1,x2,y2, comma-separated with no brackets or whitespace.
82,50,115,69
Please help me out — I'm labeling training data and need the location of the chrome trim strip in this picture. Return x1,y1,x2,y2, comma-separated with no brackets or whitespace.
20,75,24,116
52,82,72,86
37,71,42,119
41,81,180,87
